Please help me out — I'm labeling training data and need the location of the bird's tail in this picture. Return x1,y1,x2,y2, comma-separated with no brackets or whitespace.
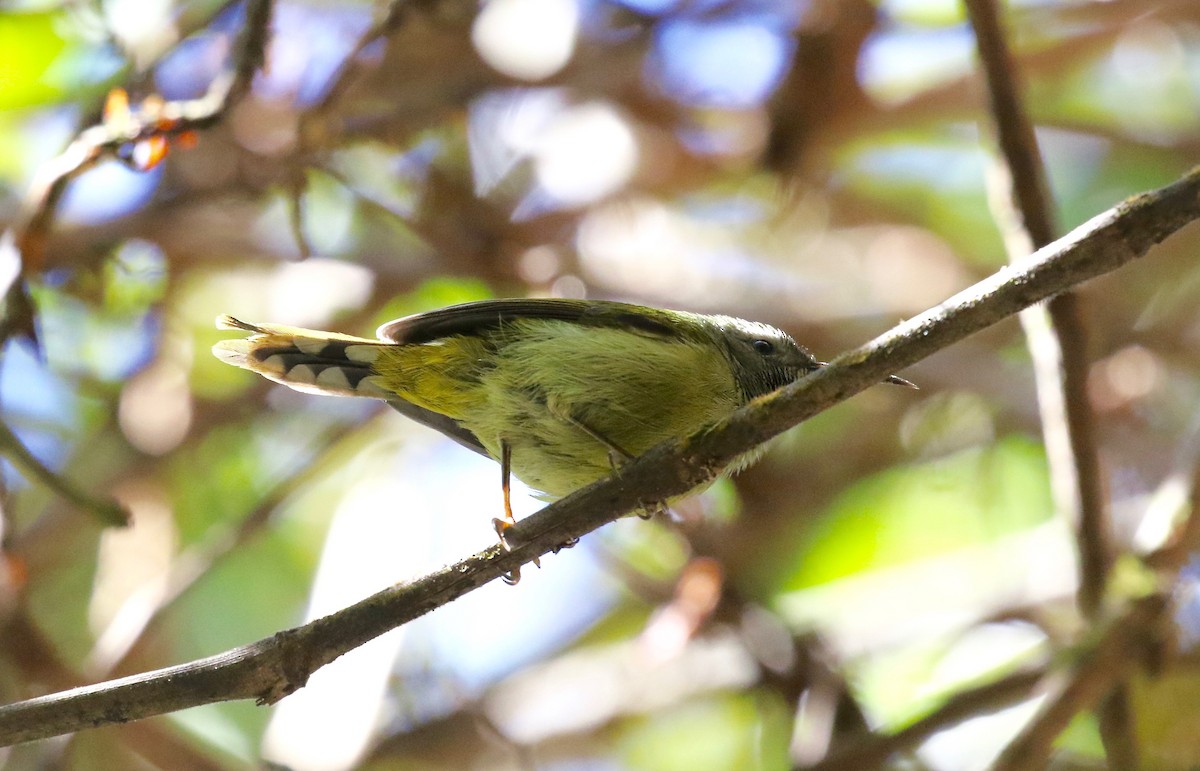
212,315,393,398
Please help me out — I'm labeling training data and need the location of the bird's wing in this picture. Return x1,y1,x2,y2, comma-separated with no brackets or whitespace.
376,298,677,344
386,400,490,457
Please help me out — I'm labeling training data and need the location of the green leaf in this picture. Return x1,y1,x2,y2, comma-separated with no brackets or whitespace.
0,12,70,110
787,435,1053,589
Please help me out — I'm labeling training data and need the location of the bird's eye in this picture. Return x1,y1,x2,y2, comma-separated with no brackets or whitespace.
752,339,774,355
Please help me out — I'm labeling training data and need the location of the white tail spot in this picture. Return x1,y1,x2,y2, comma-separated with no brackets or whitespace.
295,336,331,356
356,376,391,398
345,344,381,364
316,367,353,391
260,354,291,375
288,364,318,385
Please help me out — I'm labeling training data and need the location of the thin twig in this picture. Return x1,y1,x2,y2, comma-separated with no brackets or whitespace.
0,420,128,527
285,168,314,259
1050,291,1111,617
1097,684,1138,771
309,0,415,116
991,596,1167,771
0,0,275,344
0,169,1196,746
799,667,1047,771
0,611,229,771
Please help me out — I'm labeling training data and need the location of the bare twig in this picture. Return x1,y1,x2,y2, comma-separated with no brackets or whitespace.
0,611,228,771
799,666,1047,771
0,169,1196,746
285,168,315,259
0,0,275,343
991,596,1167,771
0,419,128,527
1097,684,1139,771
964,0,1112,621
966,0,1056,244
309,0,415,117
964,0,1125,762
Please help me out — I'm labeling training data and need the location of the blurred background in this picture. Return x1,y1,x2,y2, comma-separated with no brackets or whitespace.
0,0,1198,768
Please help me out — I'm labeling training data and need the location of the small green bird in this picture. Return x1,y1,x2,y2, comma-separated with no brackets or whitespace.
213,298,912,578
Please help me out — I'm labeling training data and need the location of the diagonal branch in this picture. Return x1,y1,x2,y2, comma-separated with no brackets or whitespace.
308,0,416,117
991,595,1168,771
0,419,129,527
800,666,1047,770
0,168,1197,746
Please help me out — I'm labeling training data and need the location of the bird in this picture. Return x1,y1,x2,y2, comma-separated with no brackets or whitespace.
213,298,914,581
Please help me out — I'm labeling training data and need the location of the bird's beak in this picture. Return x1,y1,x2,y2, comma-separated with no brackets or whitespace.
884,373,919,389
814,362,918,390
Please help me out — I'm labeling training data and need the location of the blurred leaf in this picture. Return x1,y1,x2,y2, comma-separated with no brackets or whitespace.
367,276,495,331
604,515,690,584
161,524,313,753
64,729,148,771
103,239,168,315
899,390,996,459
881,0,966,26
0,12,70,110
1054,709,1106,766
787,435,1053,589
33,274,158,383
1131,669,1200,768
619,692,790,771
168,422,272,544
22,516,104,664
851,620,1047,729
837,131,1005,266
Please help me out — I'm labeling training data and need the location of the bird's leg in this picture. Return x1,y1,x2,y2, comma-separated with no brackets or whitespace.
491,439,539,585
500,439,515,526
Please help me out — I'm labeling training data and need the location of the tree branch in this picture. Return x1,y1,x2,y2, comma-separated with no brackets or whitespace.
964,0,1129,763
964,0,1113,620
0,419,129,527
799,666,1047,770
991,596,1168,771
0,167,1197,746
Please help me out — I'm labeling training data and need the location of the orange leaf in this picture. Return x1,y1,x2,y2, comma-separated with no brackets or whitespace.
131,136,170,170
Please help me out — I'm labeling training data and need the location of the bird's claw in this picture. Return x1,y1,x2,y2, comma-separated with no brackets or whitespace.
552,536,579,554
636,501,668,520
493,516,539,585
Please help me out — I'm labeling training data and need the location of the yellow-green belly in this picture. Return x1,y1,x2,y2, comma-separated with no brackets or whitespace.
375,321,745,498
